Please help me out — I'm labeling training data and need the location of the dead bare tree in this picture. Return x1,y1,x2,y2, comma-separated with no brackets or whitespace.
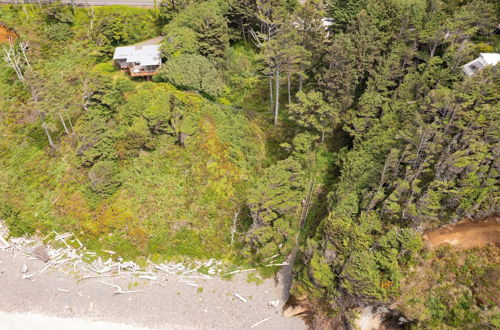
2,40,33,82
230,210,240,246
2,41,25,81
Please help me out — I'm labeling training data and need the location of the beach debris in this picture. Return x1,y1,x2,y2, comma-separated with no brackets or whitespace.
181,264,201,276
79,274,120,282
268,299,279,307
89,257,140,274
0,235,9,249
99,281,144,295
89,302,94,312
53,231,72,249
21,264,33,279
262,254,279,262
234,293,248,304
57,288,69,293
225,268,256,275
153,262,185,274
179,274,210,280
0,225,226,292
265,262,289,267
0,221,10,249
31,245,49,263
251,317,272,328
138,275,158,281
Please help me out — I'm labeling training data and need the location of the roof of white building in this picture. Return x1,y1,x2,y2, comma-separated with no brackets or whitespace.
479,53,500,65
113,45,161,66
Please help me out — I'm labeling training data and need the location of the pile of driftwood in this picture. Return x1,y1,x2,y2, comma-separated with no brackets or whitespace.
1,221,285,329
0,220,228,290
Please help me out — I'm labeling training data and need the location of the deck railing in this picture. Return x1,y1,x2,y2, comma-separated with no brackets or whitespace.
129,69,159,77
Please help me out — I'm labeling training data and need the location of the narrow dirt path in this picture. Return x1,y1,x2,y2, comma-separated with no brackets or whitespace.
424,216,500,250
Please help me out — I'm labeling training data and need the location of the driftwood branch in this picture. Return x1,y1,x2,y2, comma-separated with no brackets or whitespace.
251,317,272,328
99,281,144,295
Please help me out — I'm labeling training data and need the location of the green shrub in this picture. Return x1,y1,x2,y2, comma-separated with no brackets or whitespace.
159,54,224,98
160,26,199,58
44,23,74,42
88,160,123,195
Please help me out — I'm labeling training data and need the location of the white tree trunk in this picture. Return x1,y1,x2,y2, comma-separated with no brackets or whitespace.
287,72,291,105
59,113,70,135
269,74,274,114
274,68,280,127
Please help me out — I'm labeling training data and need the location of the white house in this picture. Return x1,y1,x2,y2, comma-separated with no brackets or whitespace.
113,44,162,77
462,53,500,77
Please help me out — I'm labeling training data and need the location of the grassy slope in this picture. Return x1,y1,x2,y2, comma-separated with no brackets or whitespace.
0,6,267,261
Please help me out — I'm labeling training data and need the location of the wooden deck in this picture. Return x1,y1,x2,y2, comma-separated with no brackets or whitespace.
130,70,159,77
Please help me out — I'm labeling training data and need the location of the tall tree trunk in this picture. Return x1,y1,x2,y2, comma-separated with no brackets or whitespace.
274,68,280,127
66,113,75,134
287,72,291,105
298,63,304,91
241,19,247,44
269,73,274,114
59,113,70,135
41,117,55,150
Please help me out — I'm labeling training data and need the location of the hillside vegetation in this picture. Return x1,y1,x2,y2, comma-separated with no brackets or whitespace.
0,0,498,328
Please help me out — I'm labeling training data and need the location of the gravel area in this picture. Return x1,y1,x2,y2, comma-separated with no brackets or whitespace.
0,249,306,330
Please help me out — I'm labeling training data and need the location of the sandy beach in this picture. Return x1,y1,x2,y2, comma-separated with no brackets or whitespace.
0,247,306,330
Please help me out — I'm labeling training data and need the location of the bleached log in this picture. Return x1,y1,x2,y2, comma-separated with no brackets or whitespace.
265,262,289,267
181,265,201,276
251,317,272,328
53,231,71,249
0,235,10,249
99,281,144,295
22,274,33,280
78,274,121,282
39,260,57,274
179,275,210,280
21,264,28,274
268,299,279,307
226,268,256,275
138,275,158,281
240,268,256,273
234,293,248,303
57,288,69,293
262,254,279,262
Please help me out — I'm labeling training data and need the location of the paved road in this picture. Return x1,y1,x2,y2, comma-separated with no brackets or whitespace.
0,0,156,7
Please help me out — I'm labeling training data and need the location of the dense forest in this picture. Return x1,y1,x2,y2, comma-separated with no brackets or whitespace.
0,0,498,328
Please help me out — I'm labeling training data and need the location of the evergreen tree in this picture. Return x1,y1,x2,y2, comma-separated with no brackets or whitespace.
288,90,338,142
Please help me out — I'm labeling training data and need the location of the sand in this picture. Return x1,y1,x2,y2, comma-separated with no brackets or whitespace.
0,248,306,330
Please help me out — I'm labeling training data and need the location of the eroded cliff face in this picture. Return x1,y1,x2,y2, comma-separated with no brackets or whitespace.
0,23,18,43
285,216,500,329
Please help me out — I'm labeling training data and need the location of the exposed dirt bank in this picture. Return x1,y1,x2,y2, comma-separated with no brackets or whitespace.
0,23,17,43
424,216,500,250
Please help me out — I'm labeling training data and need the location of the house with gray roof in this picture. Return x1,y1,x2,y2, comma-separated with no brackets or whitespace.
113,44,162,77
462,53,500,77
